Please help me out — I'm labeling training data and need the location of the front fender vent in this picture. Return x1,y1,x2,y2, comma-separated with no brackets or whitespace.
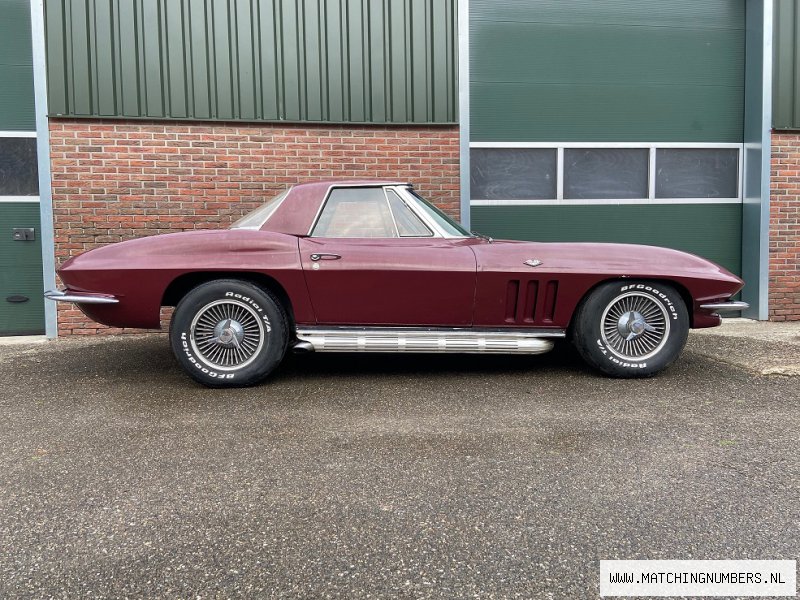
503,279,557,324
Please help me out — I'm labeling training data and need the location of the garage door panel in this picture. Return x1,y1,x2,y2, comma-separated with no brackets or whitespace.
471,82,744,143
471,204,742,278
0,203,45,336
471,21,744,88
469,0,744,31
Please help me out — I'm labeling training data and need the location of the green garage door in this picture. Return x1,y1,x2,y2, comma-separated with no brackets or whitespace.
0,1,45,336
469,0,745,276
0,201,45,336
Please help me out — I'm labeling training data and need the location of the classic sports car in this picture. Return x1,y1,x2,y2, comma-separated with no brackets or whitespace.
46,180,747,387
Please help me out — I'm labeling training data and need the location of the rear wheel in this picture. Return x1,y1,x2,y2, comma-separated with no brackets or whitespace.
572,280,689,378
169,280,288,387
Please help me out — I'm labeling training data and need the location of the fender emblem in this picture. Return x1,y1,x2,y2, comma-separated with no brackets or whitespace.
523,259,543,267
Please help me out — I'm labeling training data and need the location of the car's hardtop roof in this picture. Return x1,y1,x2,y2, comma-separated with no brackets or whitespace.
262,179,411,236
289,179,410,192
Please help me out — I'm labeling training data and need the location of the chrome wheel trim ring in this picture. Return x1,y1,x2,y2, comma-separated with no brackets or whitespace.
189,299,266,371
600,292,670,361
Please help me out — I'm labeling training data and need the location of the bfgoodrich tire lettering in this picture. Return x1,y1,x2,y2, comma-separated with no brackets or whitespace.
572,280,689,378
169,280,288,387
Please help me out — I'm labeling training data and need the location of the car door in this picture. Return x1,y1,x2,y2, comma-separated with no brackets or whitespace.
298,186,477,326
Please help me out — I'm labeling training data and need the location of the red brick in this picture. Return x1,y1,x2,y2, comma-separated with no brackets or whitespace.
770,131,800,321
50,118,461,335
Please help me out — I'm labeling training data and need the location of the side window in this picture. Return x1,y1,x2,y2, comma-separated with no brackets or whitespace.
386,190,433,237
313,187,397,238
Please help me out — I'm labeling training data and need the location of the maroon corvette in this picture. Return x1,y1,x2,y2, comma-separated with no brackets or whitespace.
46,180,746,387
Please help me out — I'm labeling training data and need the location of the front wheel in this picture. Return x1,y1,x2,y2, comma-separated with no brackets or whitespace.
572,280,689,378
169,279,288,387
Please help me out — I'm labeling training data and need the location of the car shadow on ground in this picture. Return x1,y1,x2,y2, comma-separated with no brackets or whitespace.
279,341,588,378
19,333,714,397
29,334,597,386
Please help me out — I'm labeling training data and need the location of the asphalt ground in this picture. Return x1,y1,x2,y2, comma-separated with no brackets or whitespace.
0,332,798,598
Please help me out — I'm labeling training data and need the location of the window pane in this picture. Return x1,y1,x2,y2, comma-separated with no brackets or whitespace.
386,190,432,237
230,189,288,229
564,148,648,200
313,187,397,238
0,138,38,196
470,148,556,200
656,149,739,198
408,190,472,237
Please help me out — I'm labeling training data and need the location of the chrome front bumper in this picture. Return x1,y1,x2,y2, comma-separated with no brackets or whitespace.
699,300,749,313
44,289,119,305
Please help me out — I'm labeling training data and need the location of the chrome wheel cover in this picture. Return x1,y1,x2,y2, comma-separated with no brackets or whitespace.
600,292,670,361
190,299,265,371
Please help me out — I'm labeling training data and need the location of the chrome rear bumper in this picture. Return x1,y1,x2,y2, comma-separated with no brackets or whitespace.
44,289,119,305
699,300,749,312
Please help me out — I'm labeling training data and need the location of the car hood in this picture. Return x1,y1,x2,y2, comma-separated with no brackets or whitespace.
475,239,742,284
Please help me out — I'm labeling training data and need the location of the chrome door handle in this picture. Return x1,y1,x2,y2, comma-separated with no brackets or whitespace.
310,253,341,261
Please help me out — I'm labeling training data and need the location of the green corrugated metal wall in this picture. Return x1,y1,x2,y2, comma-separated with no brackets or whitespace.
44,0,457,124
470,0,745,142
774,0,800,129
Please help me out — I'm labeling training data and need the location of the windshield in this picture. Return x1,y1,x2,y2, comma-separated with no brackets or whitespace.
408,190,473,237
230,189,289,230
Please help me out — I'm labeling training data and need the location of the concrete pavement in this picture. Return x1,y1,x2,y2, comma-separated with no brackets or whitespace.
689,318,800,376
0,323,798,598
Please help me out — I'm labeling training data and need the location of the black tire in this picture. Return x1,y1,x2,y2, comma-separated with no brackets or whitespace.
169,279,288,387
571,280,689,378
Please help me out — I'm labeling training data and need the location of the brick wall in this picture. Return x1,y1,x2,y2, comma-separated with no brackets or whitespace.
49,119,460,335
770,132,800,321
